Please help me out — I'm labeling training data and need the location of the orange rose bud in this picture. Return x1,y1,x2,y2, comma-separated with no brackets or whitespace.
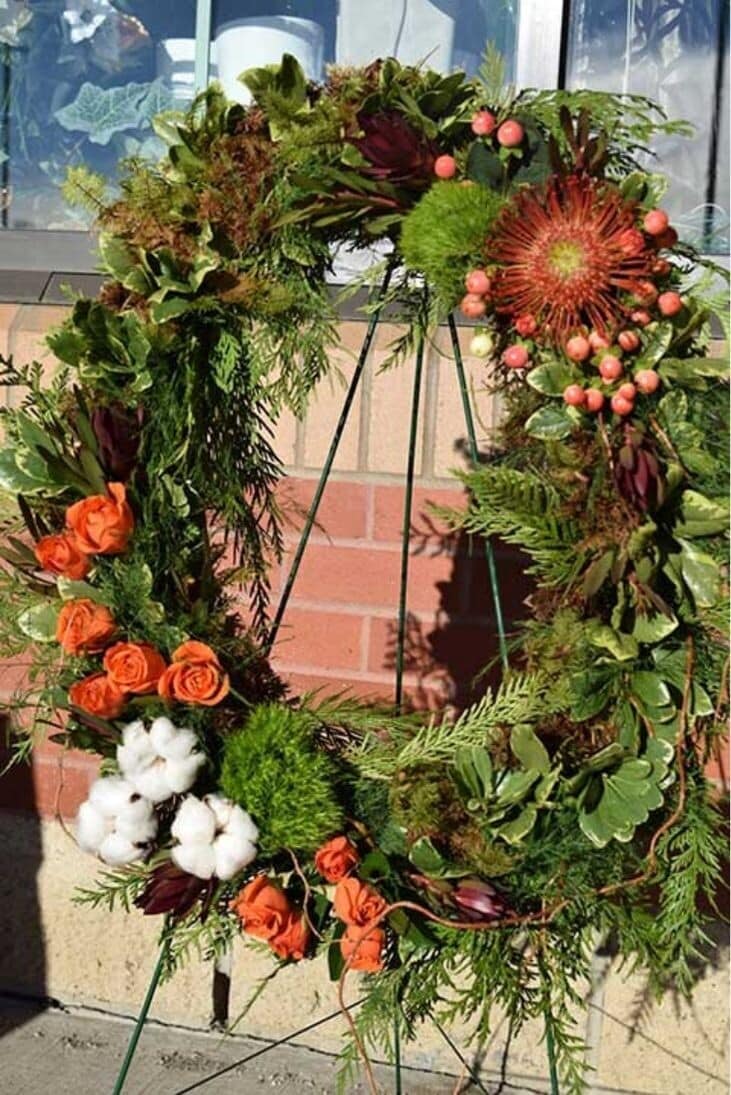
230,876,290,941
55,599,116,655
269,913,310,961
65,482,134,556
68,673,126,719
314,836,360,883
34,533,90,579
333,877,387,927
103,641,167,694
340,925,386,972
157,640,229,707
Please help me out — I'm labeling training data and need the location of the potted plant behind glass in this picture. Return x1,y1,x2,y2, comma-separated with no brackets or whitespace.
213,0,331,104
336,0,459,71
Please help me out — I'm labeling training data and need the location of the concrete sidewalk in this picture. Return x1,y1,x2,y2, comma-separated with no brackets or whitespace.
0,998,502,1095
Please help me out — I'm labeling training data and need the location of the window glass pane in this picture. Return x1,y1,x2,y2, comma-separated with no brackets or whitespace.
1,1,196,232
564,0,730,254
210,0,519,103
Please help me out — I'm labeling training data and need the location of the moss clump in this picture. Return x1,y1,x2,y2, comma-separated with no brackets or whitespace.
220,704,342,854
399,182,505,304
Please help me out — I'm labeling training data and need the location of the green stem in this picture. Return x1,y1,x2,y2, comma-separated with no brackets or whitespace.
394,325,425,711
447,313,509,671
112,937,169,1095
266,258,395,651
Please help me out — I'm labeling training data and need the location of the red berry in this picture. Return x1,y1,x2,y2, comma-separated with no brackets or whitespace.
563,384,585,406
465,269,492,296
643,209,670,236
589,330,611,351
497,119,524,147
651,257,671,277
471,110,497,137
658,291,683,317
585,388,605,412
618,228,646,256
654,226,678,249
618,382,637,401
618,330,640,353
502,344,529,369
514,313,538,337
434,154,457,179
635,369,661,394
599,356,623,381
634,278,658,304
460,293,487,319
630,308,652,327
611,394,634,416
566,335,591,362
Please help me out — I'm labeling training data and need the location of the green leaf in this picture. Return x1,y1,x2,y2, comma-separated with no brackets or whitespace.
633,322,674,369
408,836,446,876
494,768,541,806
327,922,345,981
587,623,638,661
57,578,110,604
582,551,615,597
17,602,60,643
675,491,729,537
676,539,721,607
632,609,678,643
466,142,503,188
454,746,492,800
526,360,575,397
631,671,671,708
524,403,576,440
497,805,538,845
510,724,550,773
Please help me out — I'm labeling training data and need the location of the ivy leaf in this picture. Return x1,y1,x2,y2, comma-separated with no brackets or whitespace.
675,490,729,537
466,142,503,188
631,671,671,708
524,403,576,440
582,551,615,597
17,602,60,643
632,609,677,643
510,724,550,773
587,623,638,661
55,82,152,146
57,578,111,604
634,322,673,370
497,804,538,845
526,360,574,397
676,539,721,607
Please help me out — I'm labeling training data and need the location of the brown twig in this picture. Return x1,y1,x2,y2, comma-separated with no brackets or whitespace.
286,848,323,941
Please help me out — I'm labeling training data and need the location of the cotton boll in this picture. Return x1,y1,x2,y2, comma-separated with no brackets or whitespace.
88,776,136,817
213,833,257,880
205,794,234,829
225,805,259,846
98,831,144,866
171,795,216,846
172,841,216,880
76,801,110,852
149,718,199,761
164,754,205,795
115,805,157,845
131,763,175,805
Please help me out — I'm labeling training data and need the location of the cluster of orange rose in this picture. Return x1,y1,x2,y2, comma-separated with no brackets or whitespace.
35,483,230,719
231,836,388,972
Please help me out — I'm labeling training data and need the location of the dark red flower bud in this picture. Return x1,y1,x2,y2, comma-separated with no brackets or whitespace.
352,111,439,189
453,878,507,922
135,862,215,921
91,403,142,482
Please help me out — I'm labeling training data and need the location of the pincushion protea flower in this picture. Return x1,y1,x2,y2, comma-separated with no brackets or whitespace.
488,176,654,342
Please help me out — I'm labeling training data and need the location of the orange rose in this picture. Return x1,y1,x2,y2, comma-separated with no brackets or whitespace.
333,878,387,928
340,925,385,973
55,599,116,655
103,641,167,694
157,640,229,707
68,673,126,718
314,836,359,883
269,913,310,961
35,533,90,579
65,482,134,555
229,876,290,941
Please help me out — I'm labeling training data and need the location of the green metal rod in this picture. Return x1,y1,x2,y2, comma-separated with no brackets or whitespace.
393,1013,403,1095
545,1016,561,1095
447,313,509,671
267,260,395,651
112,938,169,1095
394,327,425,711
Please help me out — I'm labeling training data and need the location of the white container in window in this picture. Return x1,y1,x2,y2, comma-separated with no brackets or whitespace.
336,0,458,71
157,38,219,103
214,17,324,105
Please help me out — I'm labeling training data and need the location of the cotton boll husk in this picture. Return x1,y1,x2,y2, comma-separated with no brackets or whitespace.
224,805,259,845
164,754,205,795
171,795,216,845
98,831,144,866
172,841,216,880
150,718,199,761
88,776,136,818
213,834,257,880
76,801,110,852
131,762,174,804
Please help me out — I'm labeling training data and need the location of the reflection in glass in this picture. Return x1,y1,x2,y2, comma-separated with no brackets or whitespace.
0,1,196,231
565,0,729,254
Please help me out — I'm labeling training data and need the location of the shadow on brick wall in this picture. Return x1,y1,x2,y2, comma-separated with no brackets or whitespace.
0,744,46,1034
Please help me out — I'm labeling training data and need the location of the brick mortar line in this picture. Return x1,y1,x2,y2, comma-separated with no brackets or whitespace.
281,533,521,560
272,661,418,685
268,597,497,625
